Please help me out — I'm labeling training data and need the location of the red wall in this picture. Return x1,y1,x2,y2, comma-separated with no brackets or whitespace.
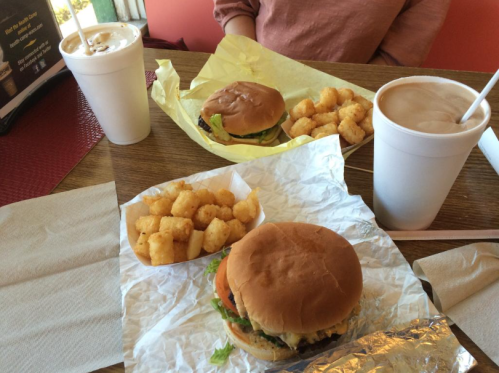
422,0,499,73
145,0,498,73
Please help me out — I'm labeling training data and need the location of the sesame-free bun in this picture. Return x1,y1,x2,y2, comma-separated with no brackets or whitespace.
227,222,363,335
200,81,286,136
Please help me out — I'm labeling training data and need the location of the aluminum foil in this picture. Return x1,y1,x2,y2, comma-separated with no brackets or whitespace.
120,136,442,372
265,316,476,373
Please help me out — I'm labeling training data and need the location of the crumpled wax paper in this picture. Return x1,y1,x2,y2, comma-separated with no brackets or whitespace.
151,34,374,163
119,136,437,372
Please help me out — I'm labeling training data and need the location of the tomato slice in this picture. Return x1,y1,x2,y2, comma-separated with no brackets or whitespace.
215,256,239,315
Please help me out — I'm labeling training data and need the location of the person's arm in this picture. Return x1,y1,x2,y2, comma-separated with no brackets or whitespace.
371,0,451,67
213,0,259,40
224,15,256,40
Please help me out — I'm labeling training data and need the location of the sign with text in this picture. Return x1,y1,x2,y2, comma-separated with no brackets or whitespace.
0,0,65,118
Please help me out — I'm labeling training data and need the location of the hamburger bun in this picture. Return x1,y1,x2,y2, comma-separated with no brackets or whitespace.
199,82,286,145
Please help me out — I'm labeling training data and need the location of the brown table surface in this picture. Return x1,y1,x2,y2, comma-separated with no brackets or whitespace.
53,48,499,373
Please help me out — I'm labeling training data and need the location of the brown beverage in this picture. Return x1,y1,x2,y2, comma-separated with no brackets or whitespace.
378,82,484,134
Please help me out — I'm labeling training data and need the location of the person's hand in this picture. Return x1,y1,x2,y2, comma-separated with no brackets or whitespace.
224,15,256,40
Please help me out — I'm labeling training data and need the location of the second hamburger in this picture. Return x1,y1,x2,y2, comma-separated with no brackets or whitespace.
198,81,287,145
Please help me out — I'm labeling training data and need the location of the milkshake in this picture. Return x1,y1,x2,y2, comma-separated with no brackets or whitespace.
0,62,18,97
59,23,150,145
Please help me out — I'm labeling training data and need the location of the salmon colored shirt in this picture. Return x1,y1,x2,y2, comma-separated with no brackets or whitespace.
213,0,450,66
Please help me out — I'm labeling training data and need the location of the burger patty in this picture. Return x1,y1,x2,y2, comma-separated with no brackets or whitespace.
198,116,212,133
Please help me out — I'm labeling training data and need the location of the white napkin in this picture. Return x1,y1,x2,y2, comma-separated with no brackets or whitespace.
0,182,123,373
478,127,499,175
413,242,499,366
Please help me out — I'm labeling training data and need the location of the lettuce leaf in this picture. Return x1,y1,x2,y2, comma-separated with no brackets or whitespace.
209,114,231,141
209,341,235,366
204,258,221,276
211,299,251,326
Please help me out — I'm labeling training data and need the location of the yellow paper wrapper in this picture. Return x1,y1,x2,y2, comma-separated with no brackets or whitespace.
151,34,375,163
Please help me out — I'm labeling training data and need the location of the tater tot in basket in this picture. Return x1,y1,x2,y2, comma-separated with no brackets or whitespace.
149,197,173,216
193,204,218,230
233,201,254,223
338,103,366,123
338,118,366,145
159,216,193,241
247,188,260,218
173,241,188,263
311,123,338,138
225,219,247,245
149,231,174,266
314,133,330,140
290,99,315,121
216,205,234,221
359,108,374,136
312,112,339,126
143,194,161,206
162,181,193,200
187,230,204,260
215,189,236,208
353,95,373,111
337,88,354,105
318,87,338,111
171,190,200,219
289,117,317,138
135,215,161,234
134,232,151,259
196,189,216,206
203,218,231,253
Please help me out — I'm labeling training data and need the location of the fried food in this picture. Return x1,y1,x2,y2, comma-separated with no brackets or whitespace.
196,189,216,206
338,103,366,123
203,218,231,253
216,205,234,221
215,189,236,208
318,87,338,111
173,241,188,263
290,99,315,121
289,117,317,138
338,117,366,145
311,123,338,139
159,216,194,242
225,219,247,245
143,194,161,206
337,88,355,105
187,230,204,260
135,215,161,234
162,181,193,200
359,108,374,136
134,232,151,259
149,231,174,266
312,112,339,126
149,197,173,216
193,204,218,230
353,95,373,111
171,190,200,219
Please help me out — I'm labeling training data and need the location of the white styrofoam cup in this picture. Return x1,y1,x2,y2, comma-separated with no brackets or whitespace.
59,23,150,145
373,76,491,230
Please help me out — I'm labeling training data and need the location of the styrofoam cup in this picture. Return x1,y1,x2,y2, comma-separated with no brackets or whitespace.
373,76,491,230
59,23,150,145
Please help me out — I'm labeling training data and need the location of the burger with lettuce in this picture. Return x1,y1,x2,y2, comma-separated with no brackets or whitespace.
206,222,363,363
198,81,287,145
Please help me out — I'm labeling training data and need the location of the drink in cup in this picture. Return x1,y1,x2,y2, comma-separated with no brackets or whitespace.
59,23,150,145
0,62,18,97
373,76,491,230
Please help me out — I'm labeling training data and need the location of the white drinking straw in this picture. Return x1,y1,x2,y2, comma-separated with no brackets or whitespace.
460,69,499,124
64,0,91,55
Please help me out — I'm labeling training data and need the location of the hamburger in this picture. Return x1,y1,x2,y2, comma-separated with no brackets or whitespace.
198,81,287,145
209,222,363,362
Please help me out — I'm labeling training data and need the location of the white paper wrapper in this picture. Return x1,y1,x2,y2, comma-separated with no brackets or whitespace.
119,136,437,372
125,170,265,266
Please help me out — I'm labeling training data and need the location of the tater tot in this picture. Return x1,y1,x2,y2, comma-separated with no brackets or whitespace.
337,88,354,105
215,189,235,208
246,188,260,218
353,95,373,111
159,216,194,242
135,215,161,234
225,219,247,245
196,189,216,206
173,241,188,263
193,204,218,230
358,108,374,136
314,133,330,140
338,103,366,123
338,118,366,145
149,197,173,216
314,102,329,114
162,181,193,200
187,230,204,260
203,218,231,253
233,201,252,223
148,231,174,266
318,87,338,111
289,117,317,138
143,194,161,206
171,190,200,219
133,232,151,259
311,123,338,138
312,112,339,126
216,205,234,221
289,99,315,121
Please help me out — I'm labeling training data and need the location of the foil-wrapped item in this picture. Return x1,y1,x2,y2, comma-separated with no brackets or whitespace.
266,316,476,373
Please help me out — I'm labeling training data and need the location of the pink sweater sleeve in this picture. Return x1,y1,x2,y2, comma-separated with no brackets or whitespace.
374,0,451,67
213,0,260,31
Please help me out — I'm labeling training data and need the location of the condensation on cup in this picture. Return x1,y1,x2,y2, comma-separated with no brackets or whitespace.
59,23,150,145
372,76,491,230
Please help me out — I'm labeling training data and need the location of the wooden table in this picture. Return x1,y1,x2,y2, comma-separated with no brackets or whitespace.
54,48,499,373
